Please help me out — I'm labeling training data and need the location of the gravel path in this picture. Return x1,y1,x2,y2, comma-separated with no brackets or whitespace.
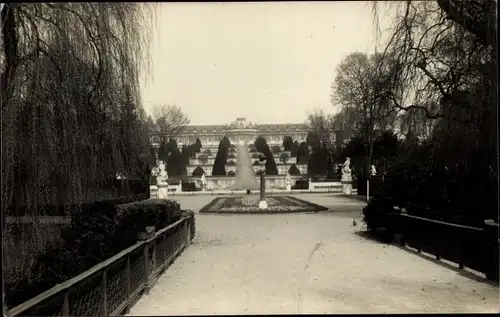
129,194,499,315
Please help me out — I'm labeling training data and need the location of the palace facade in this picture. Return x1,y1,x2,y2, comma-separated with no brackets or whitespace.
149,117,309,149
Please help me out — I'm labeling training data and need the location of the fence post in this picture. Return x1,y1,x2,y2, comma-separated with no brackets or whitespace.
161,234,166,264
143,244,150,294
484,222,499,281
61,290,69,316
100,270,107,317
126,254,131,298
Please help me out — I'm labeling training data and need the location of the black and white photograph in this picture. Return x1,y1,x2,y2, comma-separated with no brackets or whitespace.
1,1,498,315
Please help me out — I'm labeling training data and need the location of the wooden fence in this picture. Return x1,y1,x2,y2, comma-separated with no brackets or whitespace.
6,212,196,317
389,212,499,281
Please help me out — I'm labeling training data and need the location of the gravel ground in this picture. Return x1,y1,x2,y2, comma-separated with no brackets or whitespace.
129,194,499,315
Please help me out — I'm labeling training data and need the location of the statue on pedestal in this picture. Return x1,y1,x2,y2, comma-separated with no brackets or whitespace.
341,157,352,195
285,173,292,191
156,164,169,199
201,173,207,191
370,164,377,177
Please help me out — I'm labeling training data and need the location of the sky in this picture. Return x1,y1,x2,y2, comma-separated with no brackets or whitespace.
140,1,395,125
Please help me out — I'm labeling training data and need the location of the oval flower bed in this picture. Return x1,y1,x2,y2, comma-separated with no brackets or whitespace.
199,196,328,214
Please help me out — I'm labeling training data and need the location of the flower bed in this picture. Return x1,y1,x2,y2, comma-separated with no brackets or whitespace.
199,195,328,214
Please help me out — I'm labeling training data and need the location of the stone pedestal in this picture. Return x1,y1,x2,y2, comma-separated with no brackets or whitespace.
157,184,168,199
150,185,158,198
286,184,291,191
258,200,268,210
341,181,352,195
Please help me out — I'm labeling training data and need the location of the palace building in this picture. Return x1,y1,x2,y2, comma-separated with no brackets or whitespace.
149,118,311,179
149,117,309,149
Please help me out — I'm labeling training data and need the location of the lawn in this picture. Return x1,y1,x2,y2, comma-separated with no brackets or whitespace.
199,195,328,214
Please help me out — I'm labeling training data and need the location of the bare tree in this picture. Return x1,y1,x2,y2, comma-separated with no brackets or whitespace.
372,0,497,170
151,104,190,140
307,110,336,154
332,51,402,199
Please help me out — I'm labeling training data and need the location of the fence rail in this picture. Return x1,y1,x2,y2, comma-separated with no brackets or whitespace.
7,212,196,317
389,212,499,281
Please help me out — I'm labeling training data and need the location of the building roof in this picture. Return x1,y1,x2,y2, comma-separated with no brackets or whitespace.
178,122,308,135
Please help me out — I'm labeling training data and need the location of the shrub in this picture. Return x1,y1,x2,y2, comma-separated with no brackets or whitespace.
291,141,300,157
203,149,212,156
198,154,208,165
362,196,399,234
227,160,237,166
227,171,236,176
254,137,279,175
182,181,202,192
6,199,186,308
283,136,294,151
292,179,309,190
279,152,290,164
248,145,257,152
288,164,301,175
212,137,231,176
253,160,261,166
227,153,237,159
192,166,206,177
271,145,281,155
251,152,260,158
114,199,183,243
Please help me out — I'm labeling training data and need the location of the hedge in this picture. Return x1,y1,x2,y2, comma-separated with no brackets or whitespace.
6,199,189,308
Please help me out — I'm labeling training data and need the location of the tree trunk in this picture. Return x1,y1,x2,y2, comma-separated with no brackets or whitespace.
366,128,374,202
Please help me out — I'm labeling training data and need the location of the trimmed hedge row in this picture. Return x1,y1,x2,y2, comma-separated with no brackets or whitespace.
6,199,190,308
6,193,150,217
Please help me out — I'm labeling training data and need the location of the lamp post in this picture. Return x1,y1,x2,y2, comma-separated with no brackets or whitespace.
258,153,267,210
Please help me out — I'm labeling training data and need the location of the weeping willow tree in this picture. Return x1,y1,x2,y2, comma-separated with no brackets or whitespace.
1,3,156,286
1,3,156,210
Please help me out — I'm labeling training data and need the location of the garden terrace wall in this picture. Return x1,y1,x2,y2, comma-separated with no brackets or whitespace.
6,212,196,317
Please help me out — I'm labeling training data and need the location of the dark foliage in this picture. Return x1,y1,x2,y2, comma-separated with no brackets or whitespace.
195,138,202,152
227,171,236,176
192,166,205,177
297,142,310,164
212,137,231,176
288,164,301,175
290,141,300,157
307,147,330,175
227,160,237,166
283,135,294,151
254,137,278,175
271,145,281,155
6,199,185,307
248,144,257,152
292,179,309,190
203,149,212,156
182,181,202,192
167,148,187,177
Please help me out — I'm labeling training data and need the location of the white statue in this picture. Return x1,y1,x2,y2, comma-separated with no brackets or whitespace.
370,164,377,176
341,157,352,195
156,164,169,199
201,173,207,191
285,173,292,191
